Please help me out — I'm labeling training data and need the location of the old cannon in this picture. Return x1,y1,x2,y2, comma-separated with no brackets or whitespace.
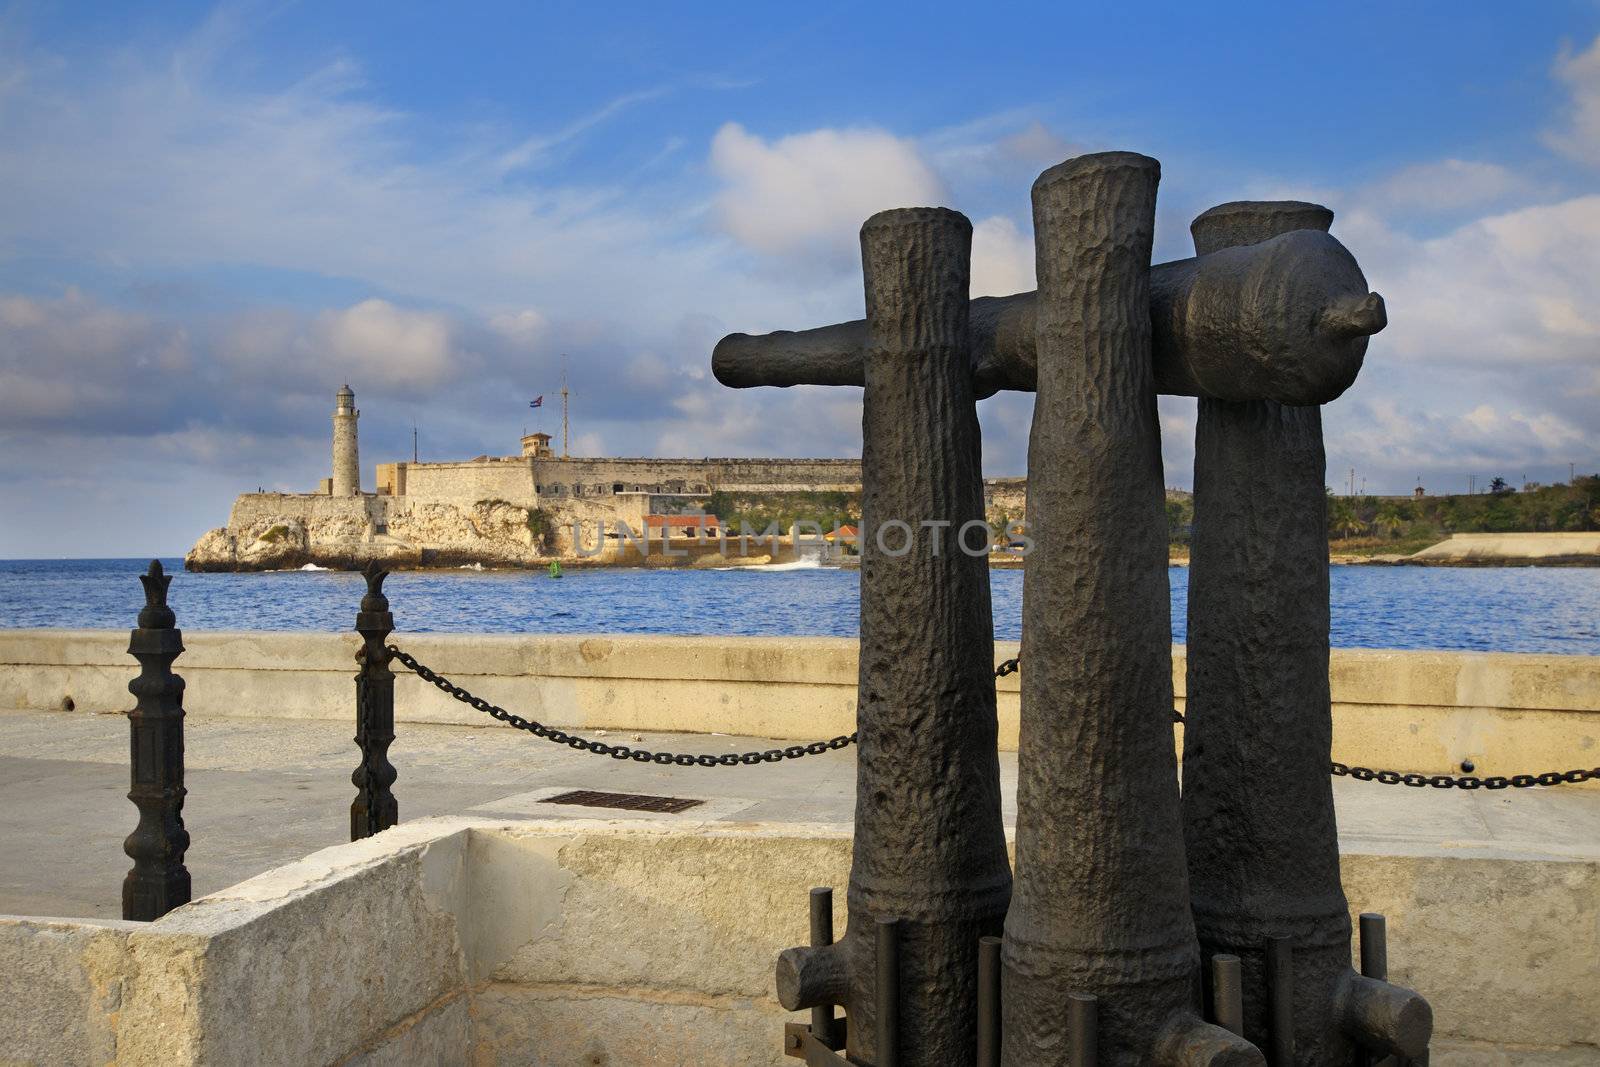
713,149,1426,1067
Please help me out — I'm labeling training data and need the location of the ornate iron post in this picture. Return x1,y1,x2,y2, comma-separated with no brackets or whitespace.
1181,201,1430,1065
122,560,191,921
351,561,398,840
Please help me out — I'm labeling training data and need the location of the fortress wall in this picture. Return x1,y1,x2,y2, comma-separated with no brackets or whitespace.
529,457,864,496
225,493,376,531
983,477,1028,522
704,457,861,491
402,460,537,509
532,458,715,495
544,494,650,554
374,462,405,497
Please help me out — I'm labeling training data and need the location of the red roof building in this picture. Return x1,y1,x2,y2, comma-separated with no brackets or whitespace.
644,514,721,536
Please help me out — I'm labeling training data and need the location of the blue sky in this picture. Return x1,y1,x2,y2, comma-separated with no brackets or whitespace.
1,2,1598,555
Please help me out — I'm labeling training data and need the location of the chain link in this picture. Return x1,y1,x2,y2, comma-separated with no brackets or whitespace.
388,645,1593,787
1330,761,1596,790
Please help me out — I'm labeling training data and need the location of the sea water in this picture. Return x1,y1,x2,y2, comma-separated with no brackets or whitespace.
1,558,1597,655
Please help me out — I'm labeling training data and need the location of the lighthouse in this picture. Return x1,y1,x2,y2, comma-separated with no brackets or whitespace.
331,384,360,496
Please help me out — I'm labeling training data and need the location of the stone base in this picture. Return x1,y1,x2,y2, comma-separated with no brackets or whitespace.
0,818,1595,1065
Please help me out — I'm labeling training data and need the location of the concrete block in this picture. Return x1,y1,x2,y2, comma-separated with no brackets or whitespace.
0,918,131,1066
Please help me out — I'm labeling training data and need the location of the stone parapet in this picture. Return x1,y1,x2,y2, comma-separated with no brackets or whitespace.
0,631,1594,785
0,818,1594,1065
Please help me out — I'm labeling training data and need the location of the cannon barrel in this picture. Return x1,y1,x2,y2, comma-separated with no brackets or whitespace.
712,228,1384,407
1001,151,1265,1066
773,207,1012,1065
1181,201,1430,1064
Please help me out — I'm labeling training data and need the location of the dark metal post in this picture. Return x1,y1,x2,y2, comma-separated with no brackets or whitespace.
809,887,837,1048
1067,993,1098,1067
122,560,192,921
1358,913,1386,1067
1358,913,1387,980
1345,911,1429,1065
977,936,1002,1067
1264,936,1295,1066
876,916,900,1067
351,562,398,839
1211,954,1245,1036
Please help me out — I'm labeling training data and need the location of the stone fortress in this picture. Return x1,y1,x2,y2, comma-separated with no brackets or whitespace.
186,385,875,570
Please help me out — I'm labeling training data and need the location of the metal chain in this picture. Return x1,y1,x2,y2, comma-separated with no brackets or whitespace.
389,645,1593,787
388,645,1018,767
1330,762,1596,790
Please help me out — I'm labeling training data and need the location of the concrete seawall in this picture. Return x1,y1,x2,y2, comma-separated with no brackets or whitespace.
1405,531,1600,564
0,630,1595,785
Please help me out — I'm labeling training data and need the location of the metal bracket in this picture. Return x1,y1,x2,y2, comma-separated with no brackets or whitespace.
784,1022,853,1066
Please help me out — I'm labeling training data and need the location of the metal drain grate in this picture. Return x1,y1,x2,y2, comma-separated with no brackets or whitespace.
542,789,704,814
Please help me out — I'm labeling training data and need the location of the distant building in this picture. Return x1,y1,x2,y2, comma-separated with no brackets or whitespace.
644,514,721,538
331,384,360,496
188,383,1032,569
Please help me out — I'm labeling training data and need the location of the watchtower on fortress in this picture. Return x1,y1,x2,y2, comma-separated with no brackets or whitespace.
332,384,361,496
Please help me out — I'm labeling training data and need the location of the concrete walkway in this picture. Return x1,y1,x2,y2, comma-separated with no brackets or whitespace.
3,706,1597,920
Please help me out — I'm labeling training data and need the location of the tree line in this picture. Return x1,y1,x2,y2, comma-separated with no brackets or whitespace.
1165,476,1599,547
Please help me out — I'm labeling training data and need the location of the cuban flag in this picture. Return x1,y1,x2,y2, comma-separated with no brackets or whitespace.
530,396,543,409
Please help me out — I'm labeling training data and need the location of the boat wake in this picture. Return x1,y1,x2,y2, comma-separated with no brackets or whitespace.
723,557,826,572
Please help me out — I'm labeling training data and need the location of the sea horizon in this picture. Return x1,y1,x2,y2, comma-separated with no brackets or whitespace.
4,556,1597,656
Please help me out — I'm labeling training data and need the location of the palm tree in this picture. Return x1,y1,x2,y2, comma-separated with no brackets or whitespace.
1374,506,1404,540
1328,497,1363,541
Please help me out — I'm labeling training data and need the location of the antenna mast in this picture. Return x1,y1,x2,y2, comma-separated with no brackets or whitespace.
561,360,570,459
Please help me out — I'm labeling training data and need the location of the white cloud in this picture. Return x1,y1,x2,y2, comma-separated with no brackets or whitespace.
996,121,1080,168
922,113,1083,190
1546,34,1600,166
0,289,192,428
494,86,672,177
709,123,945,266
970,216,1035,297
1364,159,1529,213
305,299,461,388
1359,194,1600,376
1327,397,1588,484
1312,184,1600,491
487,309,549,348
0,25,787,334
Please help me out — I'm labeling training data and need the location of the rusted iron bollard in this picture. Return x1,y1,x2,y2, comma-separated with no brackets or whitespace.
350,561,398,839
122,560,192,921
